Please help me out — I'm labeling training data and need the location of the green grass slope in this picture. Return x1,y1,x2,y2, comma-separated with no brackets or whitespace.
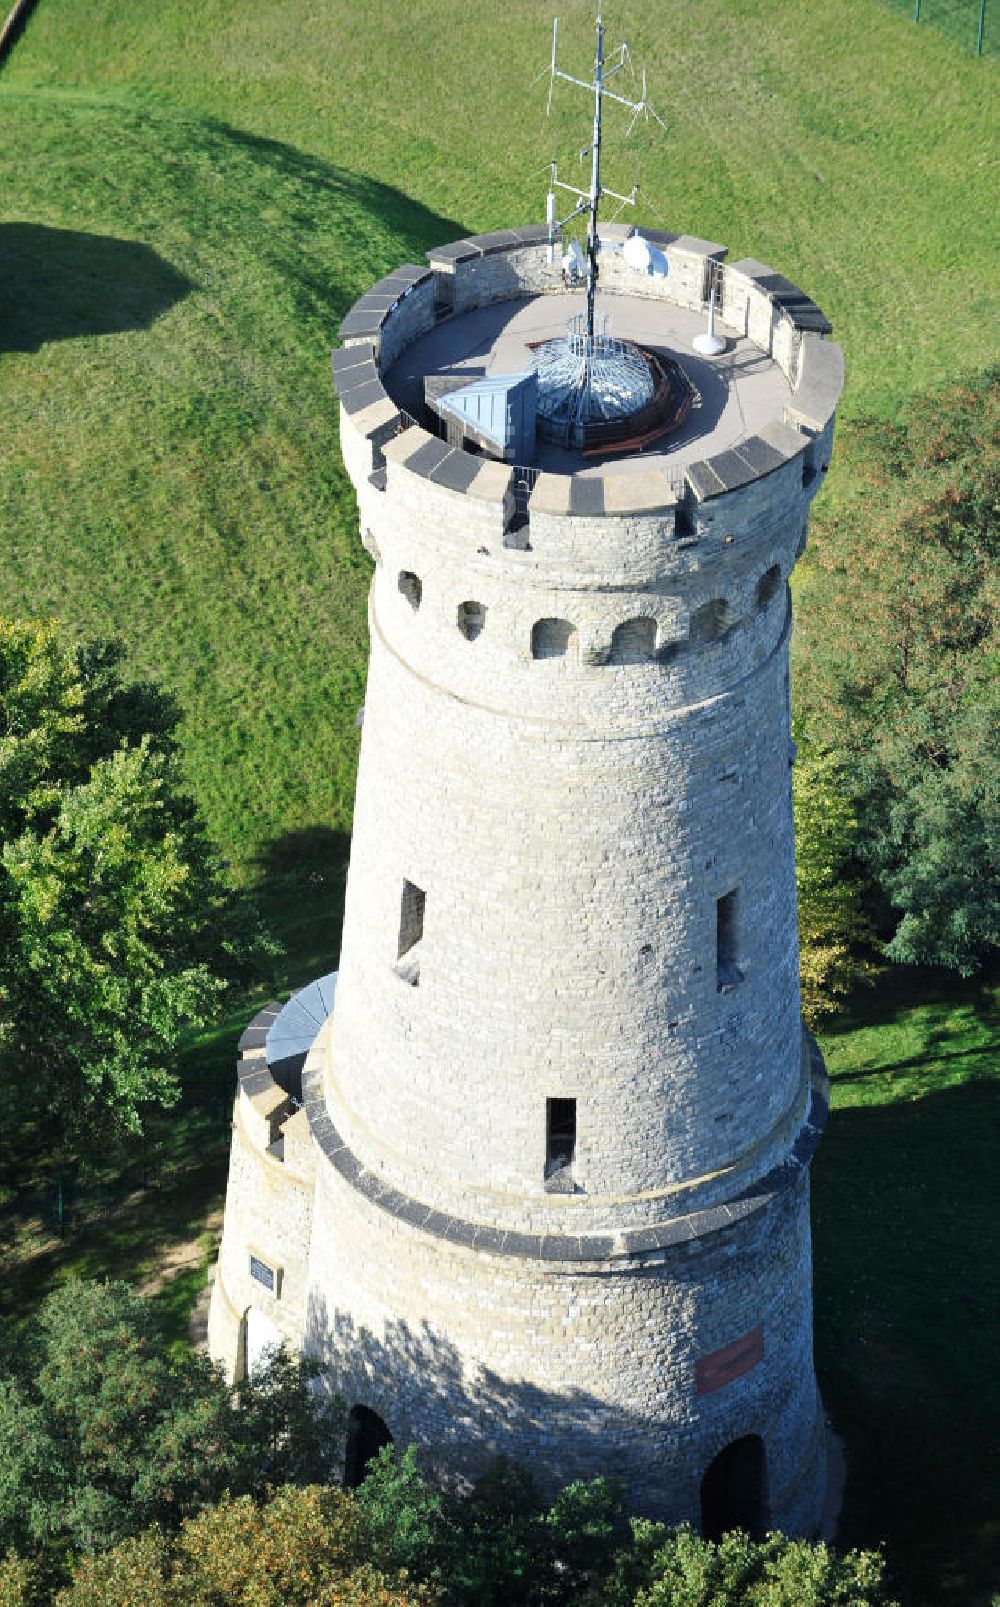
5,0,996,417
0,91,458,888
814,972,1000,1605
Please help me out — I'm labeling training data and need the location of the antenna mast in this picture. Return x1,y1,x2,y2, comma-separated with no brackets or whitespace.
544,13,664,345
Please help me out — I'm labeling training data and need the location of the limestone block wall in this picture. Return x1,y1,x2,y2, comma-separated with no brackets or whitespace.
305,1026,826,1533
327,614,803,1233
327,294,839,1236
208,1004,316,1381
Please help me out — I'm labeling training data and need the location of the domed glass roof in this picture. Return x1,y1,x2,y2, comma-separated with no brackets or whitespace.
531,323,656,448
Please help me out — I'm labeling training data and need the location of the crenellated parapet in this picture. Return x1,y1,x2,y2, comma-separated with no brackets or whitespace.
333,228,841,546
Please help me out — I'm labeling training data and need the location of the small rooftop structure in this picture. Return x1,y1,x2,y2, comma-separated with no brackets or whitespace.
427,369,538,462
264,972,337,1101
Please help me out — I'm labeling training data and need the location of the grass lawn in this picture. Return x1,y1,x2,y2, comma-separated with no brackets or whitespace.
0,1,996,1602
814,969,999,1605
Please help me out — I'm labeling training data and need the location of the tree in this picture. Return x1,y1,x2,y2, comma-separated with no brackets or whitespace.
0,617,270,1161
792,734,874,1025
794,369,998,974
592,1521,897,1607
354,1445,449,1588
51,1487,434,1607
0,1280,341,1562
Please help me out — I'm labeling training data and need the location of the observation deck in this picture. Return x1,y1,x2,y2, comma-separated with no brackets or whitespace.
333,224,842,525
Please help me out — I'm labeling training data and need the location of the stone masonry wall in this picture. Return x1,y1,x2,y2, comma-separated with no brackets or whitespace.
208,1012,315,1382
304,1035,825,1533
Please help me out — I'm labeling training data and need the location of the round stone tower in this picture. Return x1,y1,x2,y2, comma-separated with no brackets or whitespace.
208,223,843,1538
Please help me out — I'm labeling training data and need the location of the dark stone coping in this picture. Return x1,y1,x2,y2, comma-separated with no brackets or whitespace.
336,264,434,344
330,349,401,432
338,303,389,341
237,1003,295,1103
427,227,555,267
339,378,391,418
569,475,605,517
300,1037,828,1267
727,257,833,336
384,426,503,495
687,427,809,504
685,460,727,502
731,433,787,476
639,227,679,248
700,447,757,494
331,345,375,381
429,449,485,493
404,435,452,479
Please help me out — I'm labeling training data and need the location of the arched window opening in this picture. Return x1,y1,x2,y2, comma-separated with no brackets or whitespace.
398,570,422,610
344,1404,393,1489
608,616,657,665
242,1307,281,1380
531,618,577,660
457,600,486,641
689,599,730,643
755,566,781,610
700,1435,767,1542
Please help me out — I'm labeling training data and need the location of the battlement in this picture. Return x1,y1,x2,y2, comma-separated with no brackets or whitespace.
334,228,842,562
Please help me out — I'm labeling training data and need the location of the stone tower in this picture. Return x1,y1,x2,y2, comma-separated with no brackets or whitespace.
208,224,843,1538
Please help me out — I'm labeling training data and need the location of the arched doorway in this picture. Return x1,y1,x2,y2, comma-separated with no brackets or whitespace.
243,1306,281,1377
700,1435,767,1541
344,1403,393,1489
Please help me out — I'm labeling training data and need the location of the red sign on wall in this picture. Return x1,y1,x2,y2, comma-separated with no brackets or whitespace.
695,1324,764,1396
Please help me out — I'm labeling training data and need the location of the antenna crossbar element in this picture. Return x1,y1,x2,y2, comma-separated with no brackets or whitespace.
540,14,666,344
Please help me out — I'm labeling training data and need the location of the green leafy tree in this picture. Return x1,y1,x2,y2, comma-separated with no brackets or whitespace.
0,1281,341,1562
0,1552,39,1607
792,734,874,1024
354,1445,450,1588
0,617,270,1164
52,1486,434,1607
543,1476,624,1602
795,370,998,973
233,1343,345,1498
358,1448,620,1607
443,1455,543,1606
592,1521,897,1607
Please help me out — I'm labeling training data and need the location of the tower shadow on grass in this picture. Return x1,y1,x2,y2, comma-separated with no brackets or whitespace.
252,826,352,993
0,223,196,353
812,1074,999,1605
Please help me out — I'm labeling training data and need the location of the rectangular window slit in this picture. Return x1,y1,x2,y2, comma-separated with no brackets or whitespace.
716,890,743,992
397,880,425,986
545,1097,576,1192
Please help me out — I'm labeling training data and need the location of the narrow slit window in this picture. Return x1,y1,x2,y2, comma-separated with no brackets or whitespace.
397,879,425,986
457,600,486,641
716,890,743,992
545,1098,576,1191
755,565,781,610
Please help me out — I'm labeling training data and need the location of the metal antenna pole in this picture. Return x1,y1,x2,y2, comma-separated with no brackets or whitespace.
585,15,605,344
537,10,664,333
